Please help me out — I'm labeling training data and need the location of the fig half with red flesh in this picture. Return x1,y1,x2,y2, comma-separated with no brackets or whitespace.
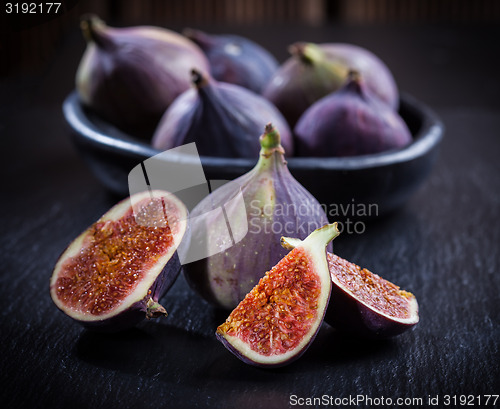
50,190,188,331
216,223,339,367
283,236,418,338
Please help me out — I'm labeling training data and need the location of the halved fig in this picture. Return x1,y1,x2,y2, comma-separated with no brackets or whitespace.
50,190,188,331
283,236,419,338
216,223,339,367
325,253,419,337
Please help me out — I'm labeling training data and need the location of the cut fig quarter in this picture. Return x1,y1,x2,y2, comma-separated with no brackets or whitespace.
326,253,419,338
50,190,188,332
216,223,339,367
281,238,419,338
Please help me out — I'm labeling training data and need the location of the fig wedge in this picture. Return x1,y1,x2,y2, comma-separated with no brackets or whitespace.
216,223,339,367
283,236,419,338
326,253,419,338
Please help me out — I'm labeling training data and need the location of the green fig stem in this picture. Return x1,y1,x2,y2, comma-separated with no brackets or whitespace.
191,69,209,89
259,123,285,158
145,297,168,319
251,124,285,212
289,42,324,65
290,42,347,91
80,14,113,49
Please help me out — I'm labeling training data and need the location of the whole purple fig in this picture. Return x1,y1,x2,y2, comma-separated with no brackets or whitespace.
294,71,411,157
183,124,330,309
76,15,210,137
151,70,293,158
263,42,398,127
184,28,279,94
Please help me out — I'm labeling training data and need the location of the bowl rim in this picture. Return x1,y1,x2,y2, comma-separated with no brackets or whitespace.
63,90,444,172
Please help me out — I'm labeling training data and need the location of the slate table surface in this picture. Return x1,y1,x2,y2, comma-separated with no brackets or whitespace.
1,22,499,409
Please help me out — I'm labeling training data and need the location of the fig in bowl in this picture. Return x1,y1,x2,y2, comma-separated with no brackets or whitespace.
294,71,412,158
76,14,209,137
263,42,399,127
184,28,278,94
63,88,442,217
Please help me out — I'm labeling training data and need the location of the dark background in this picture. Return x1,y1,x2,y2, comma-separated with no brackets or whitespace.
3,0,500,77
1,1,499,408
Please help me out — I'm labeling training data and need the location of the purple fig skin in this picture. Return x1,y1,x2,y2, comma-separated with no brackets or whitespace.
184,29,279,94
152,70,293,158
50,190,188,332
183,124,330,310
262,42,398,127
294,72,412,157
215,325,321,368
326,280,419,338
76,15,210,138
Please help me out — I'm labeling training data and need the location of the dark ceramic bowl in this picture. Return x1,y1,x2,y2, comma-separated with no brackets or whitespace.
63,91,443,218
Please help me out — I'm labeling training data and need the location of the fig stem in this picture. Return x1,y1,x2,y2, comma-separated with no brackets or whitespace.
258,123,285,160
289,42,323,65
145,297,168,319
343,70,365,97
191,69,209,89
347,69,361,82
290,42,347,86
80,14,113,49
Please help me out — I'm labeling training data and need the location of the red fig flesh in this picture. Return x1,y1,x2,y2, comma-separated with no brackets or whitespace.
294,71,412,157
326,253,419,338
76,15,210,137
283,235,419,338
216,223,339,367
50,190,188,331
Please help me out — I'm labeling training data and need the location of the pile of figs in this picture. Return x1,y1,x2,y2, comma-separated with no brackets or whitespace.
51,16,421,368
76,15,412,156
